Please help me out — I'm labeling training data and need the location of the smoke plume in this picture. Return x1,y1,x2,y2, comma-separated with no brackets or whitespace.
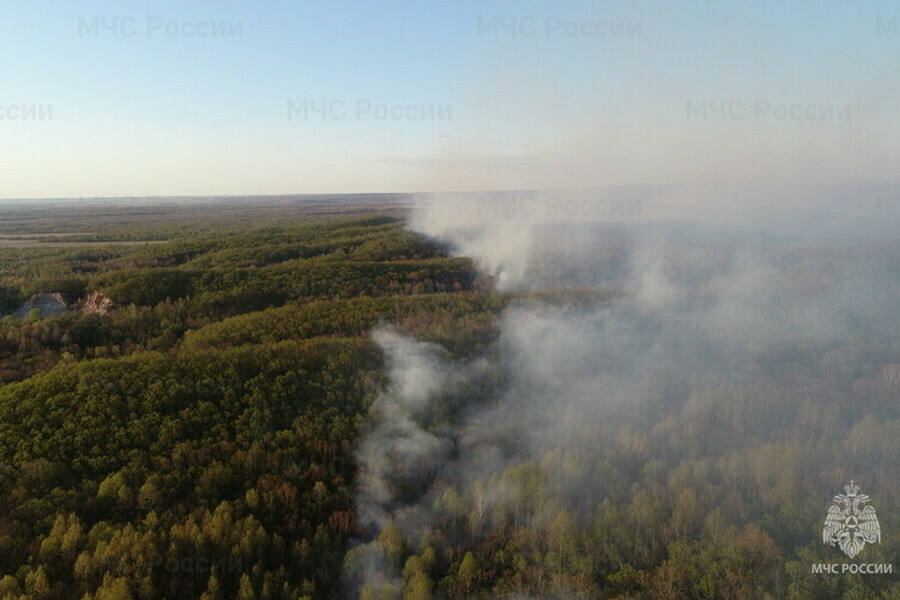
345,184,900,599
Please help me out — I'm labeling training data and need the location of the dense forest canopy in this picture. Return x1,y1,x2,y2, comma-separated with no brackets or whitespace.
0,195,896,599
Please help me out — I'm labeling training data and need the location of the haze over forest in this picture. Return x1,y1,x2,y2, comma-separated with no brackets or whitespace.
1,1,899,599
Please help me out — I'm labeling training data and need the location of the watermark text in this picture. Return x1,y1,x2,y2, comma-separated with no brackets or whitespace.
478,16,642,38
288,98,452,122
686,99,851,122
79,16,243,38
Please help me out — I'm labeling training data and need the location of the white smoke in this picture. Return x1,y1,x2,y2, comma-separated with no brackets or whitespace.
356,329,459,531
347,328,493,598
346,184,900,599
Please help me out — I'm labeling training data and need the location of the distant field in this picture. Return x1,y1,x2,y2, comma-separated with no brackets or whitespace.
0,238,169,248
0,194,414,239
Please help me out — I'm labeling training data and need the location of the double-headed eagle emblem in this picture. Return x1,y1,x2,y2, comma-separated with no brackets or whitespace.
822,481,881,558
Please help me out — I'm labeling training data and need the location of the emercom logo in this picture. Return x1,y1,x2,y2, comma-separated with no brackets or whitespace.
810,481,892,576
822,481,881,558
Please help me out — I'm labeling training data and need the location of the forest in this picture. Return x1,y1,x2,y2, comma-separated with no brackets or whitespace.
0,196,896,599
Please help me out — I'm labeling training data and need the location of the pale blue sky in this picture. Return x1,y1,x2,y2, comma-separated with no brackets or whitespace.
1,0,897,199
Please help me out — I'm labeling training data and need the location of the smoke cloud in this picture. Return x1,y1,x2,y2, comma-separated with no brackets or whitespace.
345,184,900,599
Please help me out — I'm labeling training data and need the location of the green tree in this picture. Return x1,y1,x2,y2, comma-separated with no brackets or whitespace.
403,571,433,600
457,552,478,596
